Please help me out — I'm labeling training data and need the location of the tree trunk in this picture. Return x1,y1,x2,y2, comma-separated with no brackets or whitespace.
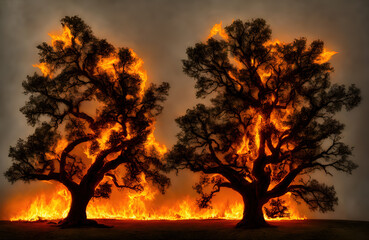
58,188,98,228
236,194,269,228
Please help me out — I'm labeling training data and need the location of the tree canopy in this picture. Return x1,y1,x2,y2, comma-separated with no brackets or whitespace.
169,18,361,228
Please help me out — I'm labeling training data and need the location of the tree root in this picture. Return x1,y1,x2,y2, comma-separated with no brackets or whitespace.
57,219,112,229
235,220,274,229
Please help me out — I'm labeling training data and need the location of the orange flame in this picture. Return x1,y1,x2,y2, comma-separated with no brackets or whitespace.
32,63,52,77
208,22,229,40
84,123,124,163
237,110,263,160
314,49,338,64
205,22,336,220
33,25,80,77
95,49,147,96
146,127,167,155
129,49,148,96
9,176,305,222
96,55,120,79
48,25,80,49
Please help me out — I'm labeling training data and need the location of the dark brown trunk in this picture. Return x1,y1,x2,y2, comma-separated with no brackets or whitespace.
58,187,99,228
236,193,269,228
58,171,111,228
65,191,91,223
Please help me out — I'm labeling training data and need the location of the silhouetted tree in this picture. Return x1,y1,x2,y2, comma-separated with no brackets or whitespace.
168,19,361,228
264,198,290,219
5,16,170,227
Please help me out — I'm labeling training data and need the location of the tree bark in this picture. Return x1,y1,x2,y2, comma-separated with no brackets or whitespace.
56,167,114,228
58,187,100,228
236,193,269,228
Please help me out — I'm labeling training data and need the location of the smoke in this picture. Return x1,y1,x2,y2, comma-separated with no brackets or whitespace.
0,0,368,221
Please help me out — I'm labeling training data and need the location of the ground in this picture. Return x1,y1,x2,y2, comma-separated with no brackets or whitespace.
0,219,368,240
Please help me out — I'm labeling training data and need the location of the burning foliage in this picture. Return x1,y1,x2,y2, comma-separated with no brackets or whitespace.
168,19,360,228
5,16,170,227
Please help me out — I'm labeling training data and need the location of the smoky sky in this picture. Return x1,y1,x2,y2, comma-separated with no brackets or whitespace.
0,0,368,221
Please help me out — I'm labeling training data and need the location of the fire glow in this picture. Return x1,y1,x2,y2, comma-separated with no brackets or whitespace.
9,177,305,222
208,21,337,161
8,21,338,223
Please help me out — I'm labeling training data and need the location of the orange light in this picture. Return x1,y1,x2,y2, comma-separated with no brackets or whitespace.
48,25,80,49
314,49,338,64
95,49,147,97
32,63,52,77
146,126,167,155
96,55,120,79
33,25,80,76
9,180,305,221
208,22,229,40
129,49,147,96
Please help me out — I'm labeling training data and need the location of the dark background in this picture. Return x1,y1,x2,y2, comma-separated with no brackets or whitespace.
0,0,368,221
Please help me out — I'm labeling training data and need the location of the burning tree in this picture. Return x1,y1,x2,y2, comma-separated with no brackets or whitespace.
5,16,170,227
168,19,361,228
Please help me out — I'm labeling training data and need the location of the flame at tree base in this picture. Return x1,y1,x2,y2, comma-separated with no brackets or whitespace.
8,180,306,222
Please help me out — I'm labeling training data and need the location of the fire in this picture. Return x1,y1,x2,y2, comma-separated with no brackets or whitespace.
96,55,120,79
33,25,80,77
33,25,148,98
208,22,229,40
95,49,147,96
83,123,124,163
49,25,80,49
205,21,338,220
236,111,263,160
146,127,167,155
32,63,52,77
9,175,305,222
129,49,148,96
314,49,338,64
9,188,70,221
207,21,337,155
237,136,249,155
96,123,123,148
32,24,153,165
